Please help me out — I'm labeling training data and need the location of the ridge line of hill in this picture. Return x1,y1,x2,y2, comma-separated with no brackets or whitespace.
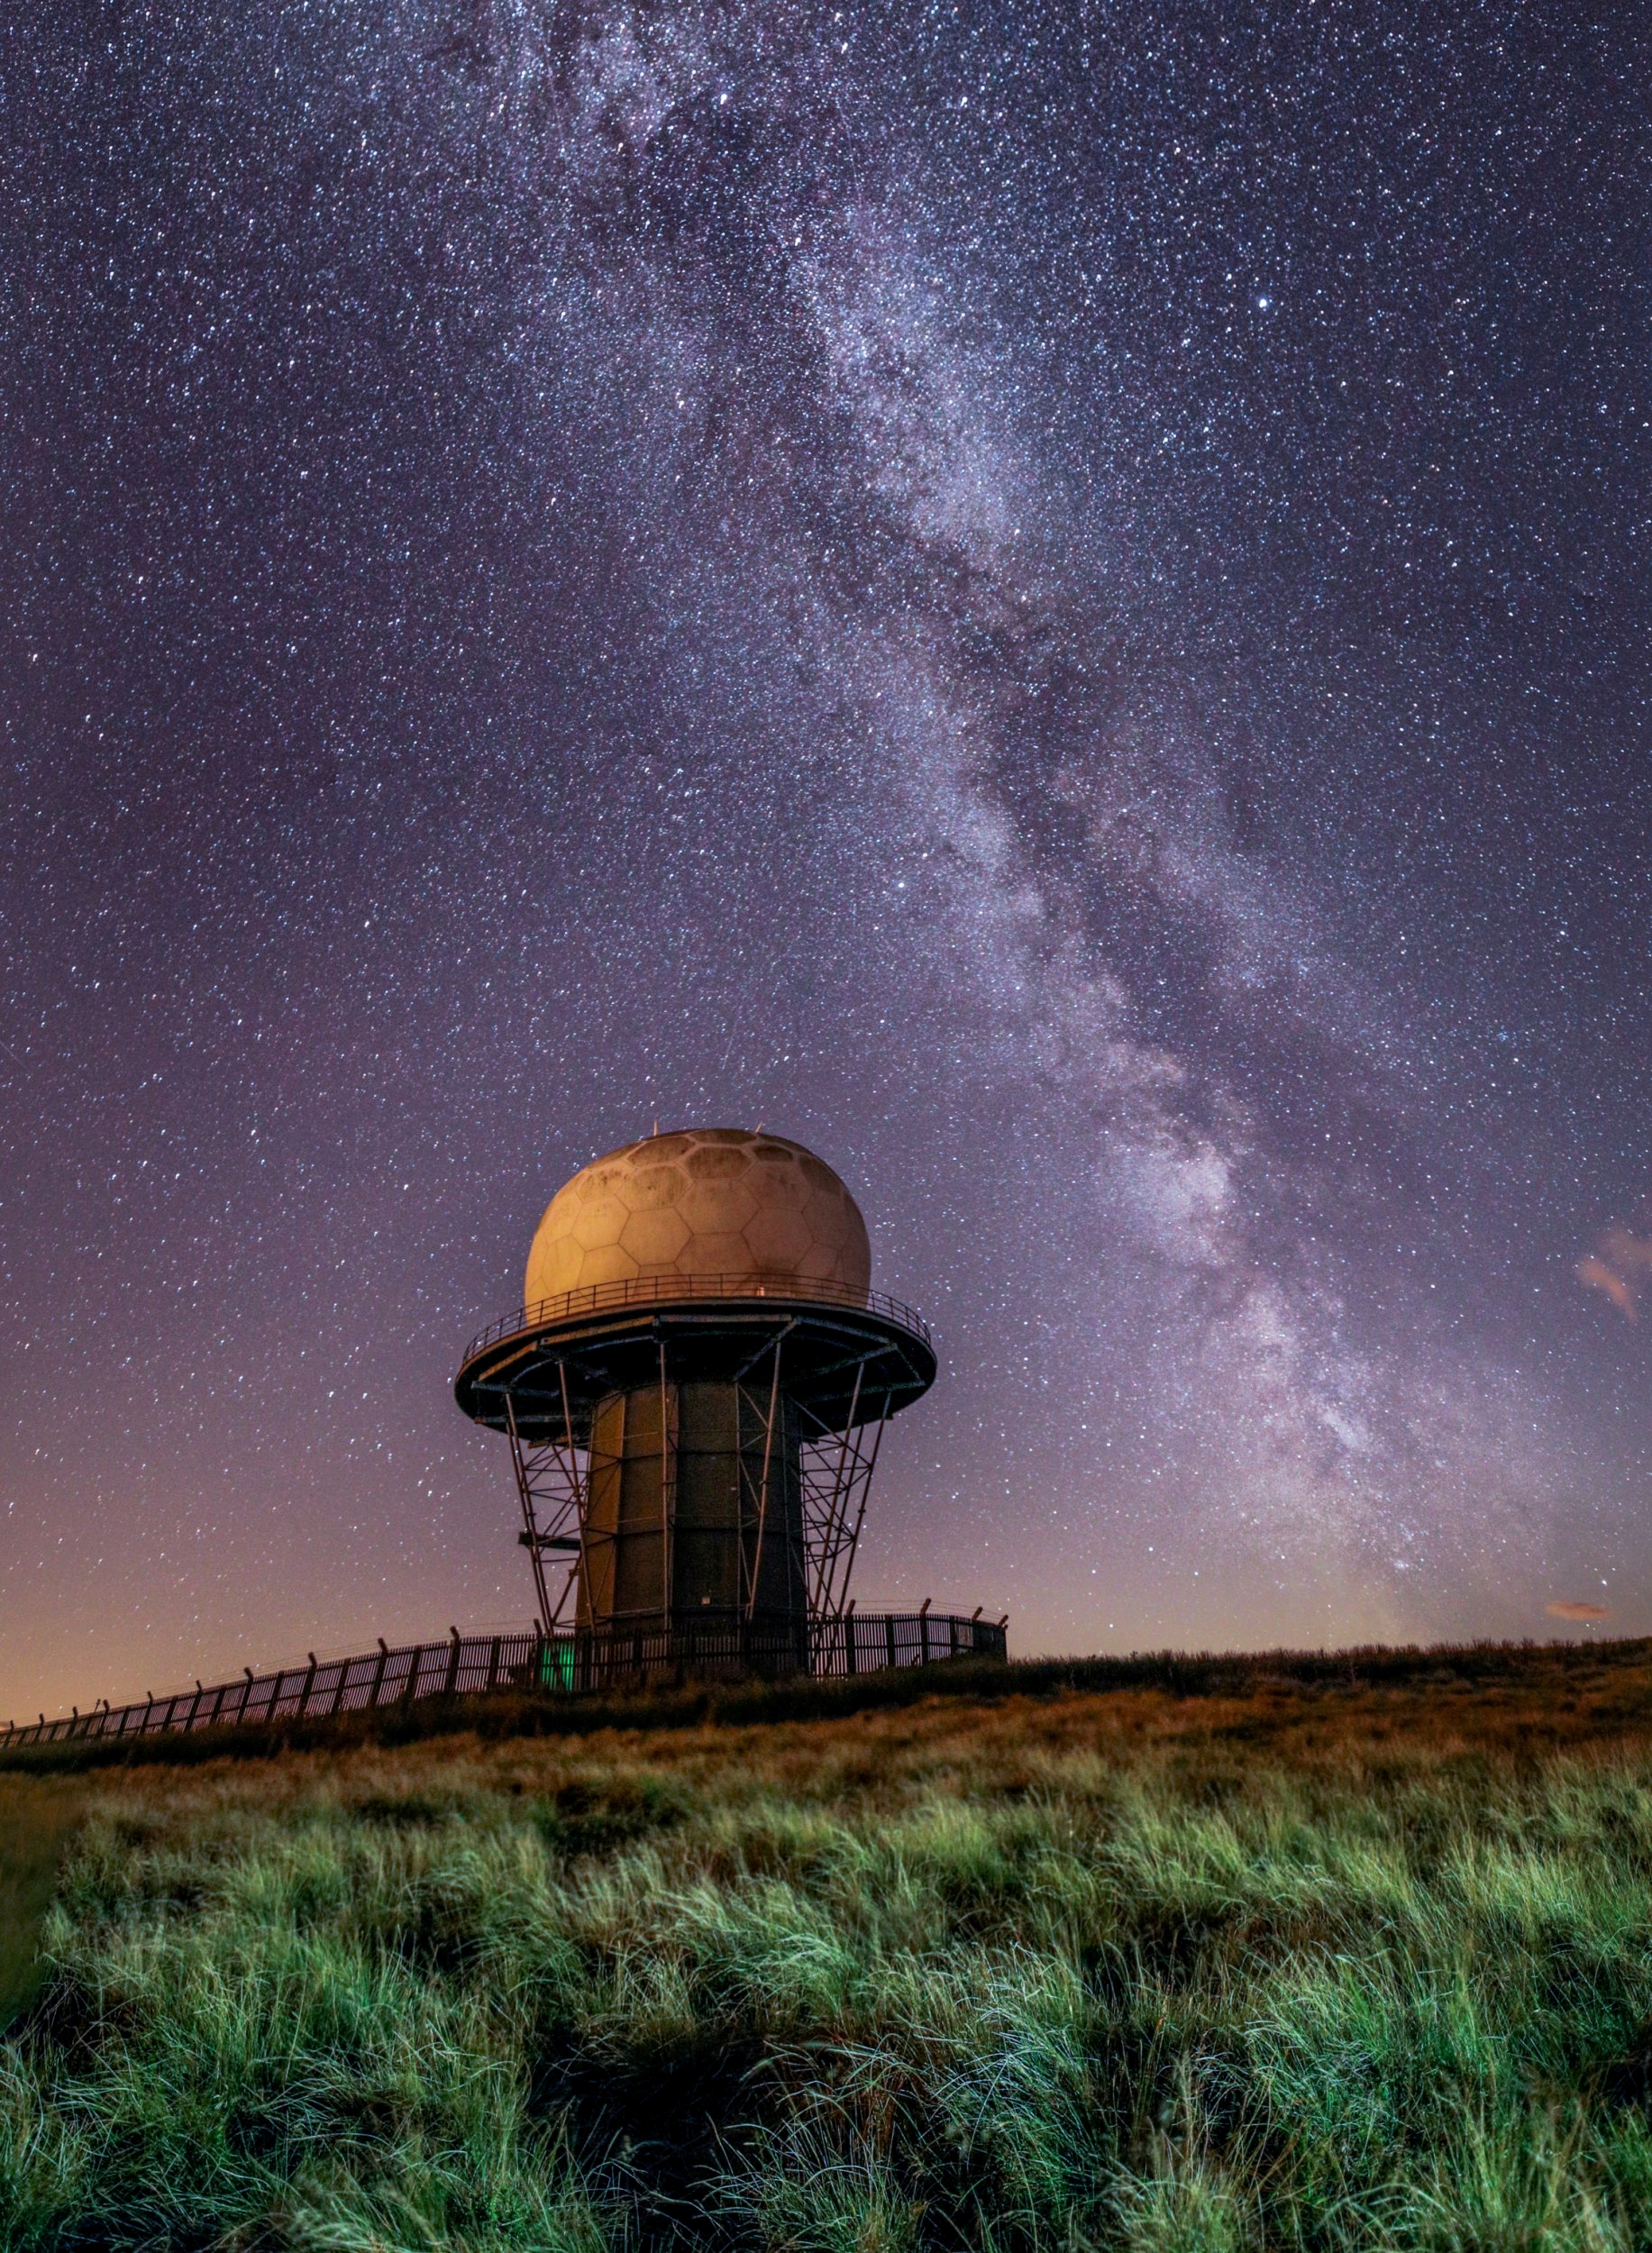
3,1634,1646,1775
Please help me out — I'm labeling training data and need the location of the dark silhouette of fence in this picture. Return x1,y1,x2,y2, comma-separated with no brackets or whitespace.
0,1611,1008,1750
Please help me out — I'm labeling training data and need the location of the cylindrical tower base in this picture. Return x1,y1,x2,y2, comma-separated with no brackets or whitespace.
580,1379,807,1659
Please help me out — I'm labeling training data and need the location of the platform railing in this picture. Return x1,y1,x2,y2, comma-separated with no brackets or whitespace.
0,1612,1007,1751
461,1273,933,1365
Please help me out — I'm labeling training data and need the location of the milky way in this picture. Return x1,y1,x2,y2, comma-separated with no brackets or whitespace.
2,1,1647,1715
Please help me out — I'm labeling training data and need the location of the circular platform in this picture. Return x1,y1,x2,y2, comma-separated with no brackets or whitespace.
455,1273,936,1441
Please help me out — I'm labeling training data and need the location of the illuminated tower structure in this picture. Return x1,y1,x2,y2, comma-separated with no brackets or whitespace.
453,1127,968,1682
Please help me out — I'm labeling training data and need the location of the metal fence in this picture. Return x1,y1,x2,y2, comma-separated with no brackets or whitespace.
0,1612,1008,1751
461,1273,933,1364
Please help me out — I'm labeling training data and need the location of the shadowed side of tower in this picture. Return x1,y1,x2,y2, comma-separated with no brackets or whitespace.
581,1382,806,1635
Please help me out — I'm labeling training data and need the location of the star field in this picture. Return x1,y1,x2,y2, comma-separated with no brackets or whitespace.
1,1,1647,1717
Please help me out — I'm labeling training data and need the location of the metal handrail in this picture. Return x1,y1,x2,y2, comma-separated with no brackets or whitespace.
460,1272,933,1365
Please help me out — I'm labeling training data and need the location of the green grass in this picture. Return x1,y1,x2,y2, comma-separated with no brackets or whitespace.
0,1781,82,2035
7,1655,1652,2248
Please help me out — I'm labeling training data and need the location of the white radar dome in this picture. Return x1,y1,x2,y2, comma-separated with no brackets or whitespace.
525,1128,872,1305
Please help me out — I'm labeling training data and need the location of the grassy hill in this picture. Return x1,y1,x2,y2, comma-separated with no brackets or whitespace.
5,1638,1652,2248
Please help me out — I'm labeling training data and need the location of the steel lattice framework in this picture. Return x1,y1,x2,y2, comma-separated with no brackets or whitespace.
460,1278,936,1641
503,1329,898,1632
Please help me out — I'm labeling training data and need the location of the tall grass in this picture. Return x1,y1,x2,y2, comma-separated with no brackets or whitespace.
0,1780,81,2034
6,1674,1652,2248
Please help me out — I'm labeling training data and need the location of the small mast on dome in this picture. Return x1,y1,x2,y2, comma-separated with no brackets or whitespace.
453,1126,967,1684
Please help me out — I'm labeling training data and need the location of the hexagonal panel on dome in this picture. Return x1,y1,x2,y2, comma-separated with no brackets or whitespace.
574,1242,640,1289
528,1236,585,1300
802,1188,853,1248
618,1207,693,1266
682,1142,753,1183
673,1230,753,1278
677,1180,761,1239
570,1196,630,1251
623,1161,691,1212
743,1205,814,1270
796,1237,852,1282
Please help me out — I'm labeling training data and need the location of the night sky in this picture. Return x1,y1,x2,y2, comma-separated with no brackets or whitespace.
2,2,1647,1720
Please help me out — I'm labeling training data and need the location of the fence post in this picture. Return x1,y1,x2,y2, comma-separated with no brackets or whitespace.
297,1655,319,1720
330,1659,350,1717
487,1637,501,1693
370,1639,389,1709
443,1628,461,1698
885,1614,897,1670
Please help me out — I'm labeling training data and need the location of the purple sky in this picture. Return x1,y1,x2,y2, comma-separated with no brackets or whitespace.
3,1,1648,1719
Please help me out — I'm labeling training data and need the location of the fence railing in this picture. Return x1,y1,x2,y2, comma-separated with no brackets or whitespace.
0,1612,1007,1751
461,1274,933,1365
